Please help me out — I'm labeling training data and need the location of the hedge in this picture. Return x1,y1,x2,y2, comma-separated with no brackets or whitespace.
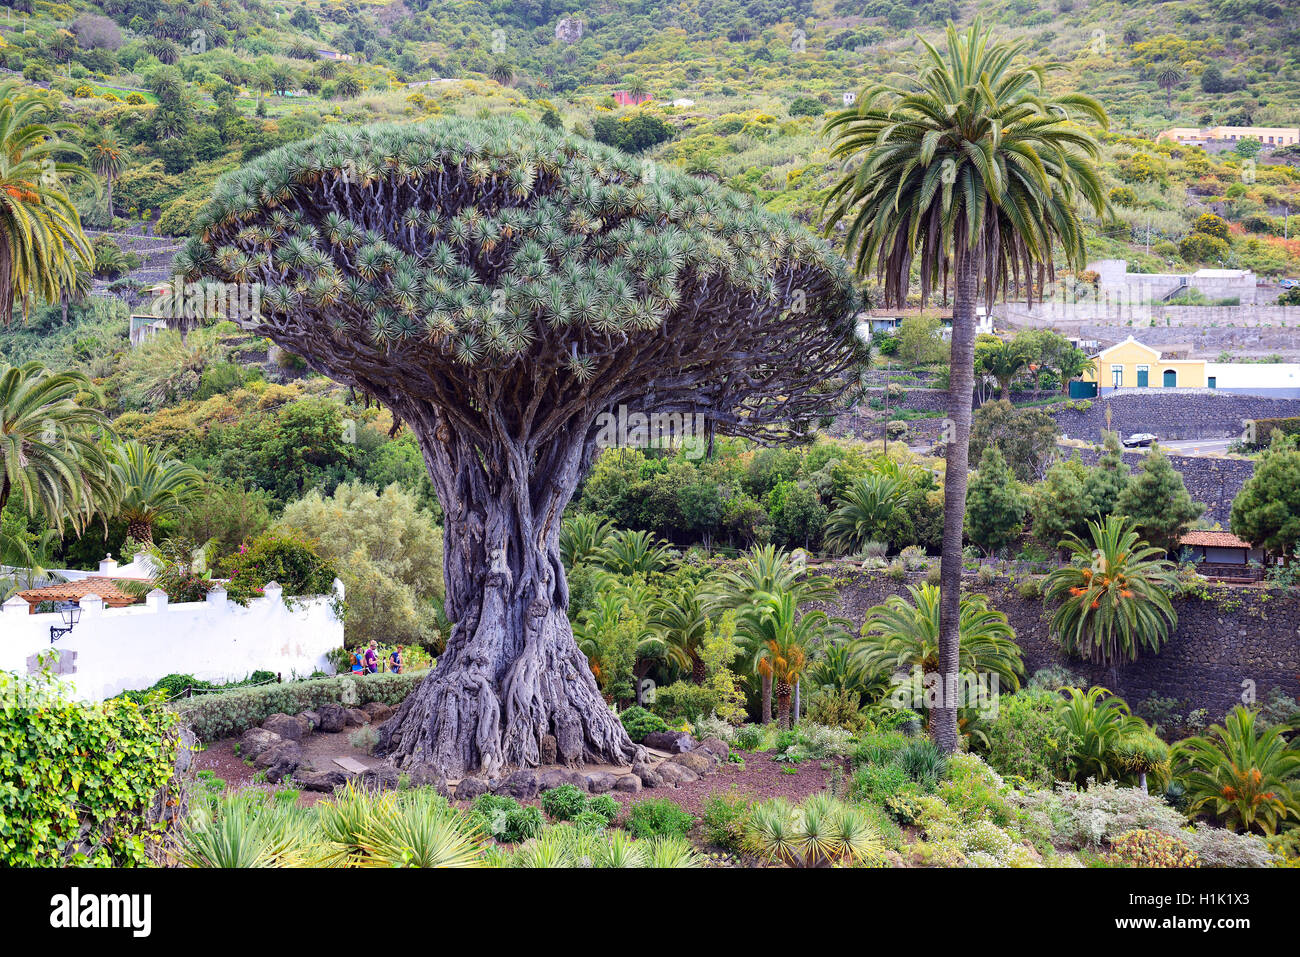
1253,417,1300,448
173,670,427,742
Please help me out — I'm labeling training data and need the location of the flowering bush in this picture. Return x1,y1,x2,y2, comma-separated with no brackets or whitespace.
1107,829,1200,868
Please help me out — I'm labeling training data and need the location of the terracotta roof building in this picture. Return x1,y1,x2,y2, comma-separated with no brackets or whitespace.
1178,530,1265,580
16,578,139,614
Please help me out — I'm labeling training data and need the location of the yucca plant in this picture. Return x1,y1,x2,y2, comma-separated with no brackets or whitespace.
173,794,311,868
359,791,486,868
822,17,1108,753
643,833,702,868
596,828,647,868
185,115,860,778
745,795,882,867
315,781,393,867
1044,515,1177,666
1174,706,1300,836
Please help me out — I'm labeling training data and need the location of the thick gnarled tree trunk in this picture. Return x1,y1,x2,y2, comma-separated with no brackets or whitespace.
375,399,641,779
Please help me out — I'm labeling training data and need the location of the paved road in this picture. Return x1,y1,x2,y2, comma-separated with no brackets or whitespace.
1137,437,1237,456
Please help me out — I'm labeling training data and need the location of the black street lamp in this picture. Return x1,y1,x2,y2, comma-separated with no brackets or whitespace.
49,601,82,644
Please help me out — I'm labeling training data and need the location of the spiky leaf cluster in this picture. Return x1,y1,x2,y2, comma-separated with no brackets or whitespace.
180,116,859,441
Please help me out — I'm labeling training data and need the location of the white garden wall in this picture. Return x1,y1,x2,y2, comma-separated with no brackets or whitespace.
0,581,344,701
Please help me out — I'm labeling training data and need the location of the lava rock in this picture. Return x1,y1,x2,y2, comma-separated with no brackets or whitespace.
296,769,350,793
614,774,643,793
655,762,698,786
361,701,394,722
669,751,713,774
584,771,619,793
455,777,490,801
345,708,370,727
537,769,570,791
496,769,540,800
316,703,347,733
359,766,401,791
644,731,695,753
262,712,303,742
255,740,302,783
693,737,730,763
239,728,282,761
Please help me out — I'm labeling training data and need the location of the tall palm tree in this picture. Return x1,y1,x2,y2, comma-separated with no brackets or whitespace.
738,589,840,728
88,129,129,222
1056,346,1096,394
0,361,115,533
822,19,1108,752
110,440,202,545
0,82,96,321
1155,66,1184,109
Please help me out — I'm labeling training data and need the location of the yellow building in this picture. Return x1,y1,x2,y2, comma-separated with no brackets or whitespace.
1082,336,1207,391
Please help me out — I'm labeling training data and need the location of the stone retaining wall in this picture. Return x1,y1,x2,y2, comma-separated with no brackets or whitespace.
1064,446,1255,525
1049,391,1300,440
818,568,1300,722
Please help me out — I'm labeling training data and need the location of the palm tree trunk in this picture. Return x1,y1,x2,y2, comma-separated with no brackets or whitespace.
776,680,791,730
691,655,706,686
1000,380,1011,402
127,519,154,546
933,245,980,755
793,679,800,726
761,671,772,724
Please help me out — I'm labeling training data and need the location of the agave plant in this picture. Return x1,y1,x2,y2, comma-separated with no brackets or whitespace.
1044,515,1177,666
643,833,701,868
1173,706,1300,836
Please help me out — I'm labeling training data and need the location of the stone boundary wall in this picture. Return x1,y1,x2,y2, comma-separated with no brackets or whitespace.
815,568,1300,722
1048,391,1300,440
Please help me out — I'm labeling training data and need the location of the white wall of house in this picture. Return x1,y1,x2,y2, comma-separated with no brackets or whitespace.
1205,362,1300,397
0,581,344,701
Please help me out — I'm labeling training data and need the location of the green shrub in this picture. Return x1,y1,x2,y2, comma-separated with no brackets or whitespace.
1106,829,1199,868
174,671,427,741
701,793,753,850
733,724,763,751
895,738,948,788
804,687,869,732
618,705,667,742
586,794,620,825
0,669,183,866
627,798,694,839
470,794,545,843
540,784,587,821
974,687,1080,787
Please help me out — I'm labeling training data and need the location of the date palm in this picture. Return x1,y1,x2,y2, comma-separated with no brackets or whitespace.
975,338,1029,401
822,18,1108,752
647,579,712,684
738,588,844,728
1044,515,1176,667
706,545,839,723
88,129,128,220
0,82,95,320
852,583,1024,699
111,440,203,545
1174,706,1300,836
0,361,115,533
593,528,673,577
1155,66,1184,109
559,513,616,569
823,471,911,555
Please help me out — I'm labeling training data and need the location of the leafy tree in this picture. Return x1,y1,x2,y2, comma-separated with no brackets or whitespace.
1114,444,1203,554
1081,430,1129,523
891,314,947,366
965,445,1025,554
788,95,825,118
970,399,1060,482
1030,457,1090,548
181,116,862,775
823,19,1106,752
278,481,445,648
1044,515,1177,666
766,479,826,550
1230,447,1300,560
591,112,676,153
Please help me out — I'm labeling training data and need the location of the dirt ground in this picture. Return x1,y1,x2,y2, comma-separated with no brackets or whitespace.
194,732,842,813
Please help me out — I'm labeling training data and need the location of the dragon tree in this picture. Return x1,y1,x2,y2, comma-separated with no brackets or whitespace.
179,116,859,778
